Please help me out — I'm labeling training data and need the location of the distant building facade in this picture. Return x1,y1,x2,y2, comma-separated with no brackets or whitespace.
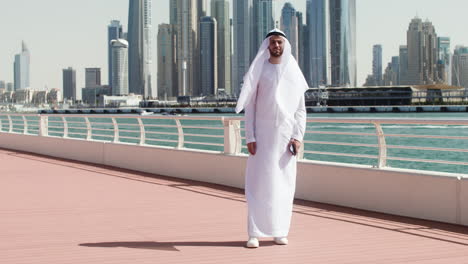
329,0,356,87
14,41,30,90
199,16,217,96
211,0,231,94
280,3,298,59
232,0,253,96
306,0,327,87
85,68,101,88
62,67,76,101
108,20,123,87
157,24,177,100
372,44,383,86
452,46,468,88
111,39,129,95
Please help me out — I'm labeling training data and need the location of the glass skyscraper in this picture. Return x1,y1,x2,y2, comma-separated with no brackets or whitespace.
233,0,253,97
62,67,76,101
372,44,383,85
307,0,327,87
329,0,356,87
438,37,451,84
211,0,231,95
280,3,298,59
108,20,123,88
157,24,177,100
13,41,30,91
128,0,152,98
253,0,275,53
199,16,217,96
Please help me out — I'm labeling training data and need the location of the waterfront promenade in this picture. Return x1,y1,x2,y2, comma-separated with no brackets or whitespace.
2,147,468,264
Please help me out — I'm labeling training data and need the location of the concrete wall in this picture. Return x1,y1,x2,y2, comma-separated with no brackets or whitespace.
1,132,466,226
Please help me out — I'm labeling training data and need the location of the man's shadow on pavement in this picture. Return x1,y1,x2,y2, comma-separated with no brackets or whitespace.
79,241,276,251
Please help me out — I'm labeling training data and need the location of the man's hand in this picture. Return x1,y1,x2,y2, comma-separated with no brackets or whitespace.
247,142,257,155
288,139,301,155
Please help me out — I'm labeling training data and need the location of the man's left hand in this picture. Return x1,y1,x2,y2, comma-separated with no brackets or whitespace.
289,139,301,154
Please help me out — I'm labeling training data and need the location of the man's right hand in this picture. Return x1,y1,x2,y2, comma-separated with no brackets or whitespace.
247,142,257,155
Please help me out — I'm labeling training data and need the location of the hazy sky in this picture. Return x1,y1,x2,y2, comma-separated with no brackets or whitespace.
1,0,467,97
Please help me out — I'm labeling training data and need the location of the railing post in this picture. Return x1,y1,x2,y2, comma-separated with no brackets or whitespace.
7,115,13,133
137,118,145,145
112,117,119,143
84,117,92,140
22,116,28,134
223,118,241,155
175,118,184,149
62,116,68,138
39,115,48,137
373,122,387,168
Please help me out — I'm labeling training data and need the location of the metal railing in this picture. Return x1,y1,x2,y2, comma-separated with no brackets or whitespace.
0,113,467,174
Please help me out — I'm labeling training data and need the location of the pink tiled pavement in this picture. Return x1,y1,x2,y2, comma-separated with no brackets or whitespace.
1,147,468,264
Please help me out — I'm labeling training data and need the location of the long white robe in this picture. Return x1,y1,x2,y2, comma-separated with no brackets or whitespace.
244,61,306,238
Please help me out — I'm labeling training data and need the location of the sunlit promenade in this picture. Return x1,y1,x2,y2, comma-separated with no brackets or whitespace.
2,147,468,264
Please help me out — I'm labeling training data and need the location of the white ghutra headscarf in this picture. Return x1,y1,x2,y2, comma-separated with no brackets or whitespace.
235,29,308,122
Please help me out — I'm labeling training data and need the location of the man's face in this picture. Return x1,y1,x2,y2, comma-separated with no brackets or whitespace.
268,36,284,58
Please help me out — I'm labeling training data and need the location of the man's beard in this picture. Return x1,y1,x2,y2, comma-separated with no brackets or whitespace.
269,48,283,57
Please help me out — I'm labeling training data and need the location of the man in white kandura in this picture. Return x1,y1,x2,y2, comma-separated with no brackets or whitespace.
235,28,307,248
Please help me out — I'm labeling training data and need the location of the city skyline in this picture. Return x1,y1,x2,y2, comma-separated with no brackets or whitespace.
1,0,468,97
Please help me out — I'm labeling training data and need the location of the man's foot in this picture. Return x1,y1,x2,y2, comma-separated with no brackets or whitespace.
246,237,259,248
274,237,288,245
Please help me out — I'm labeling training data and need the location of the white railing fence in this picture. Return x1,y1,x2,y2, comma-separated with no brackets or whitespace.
0,113,467,174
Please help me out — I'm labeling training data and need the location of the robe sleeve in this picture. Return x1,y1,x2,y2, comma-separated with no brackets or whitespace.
291,94,306,142
244,88,257,144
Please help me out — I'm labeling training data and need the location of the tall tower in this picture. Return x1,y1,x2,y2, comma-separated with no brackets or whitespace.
452,46,468,88
280,3,298,59
253,0,275,53
108,20,123,87
111,39,129,96
399,45,409,85
329,0,356,87
406,17,438,85
233,0,253,97
307,0,327,87
296,11,308,80
13,41,30,90
438,37,451,85
62,67,76,101
128,0,152,98
199,16,217,96
157,24,177,100
211,0,231,95
173,0,199,96
372,44,382,86
391,56,400,85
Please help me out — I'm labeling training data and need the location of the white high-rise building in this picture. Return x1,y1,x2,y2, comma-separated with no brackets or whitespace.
13,41,30,91
111,39,129,95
